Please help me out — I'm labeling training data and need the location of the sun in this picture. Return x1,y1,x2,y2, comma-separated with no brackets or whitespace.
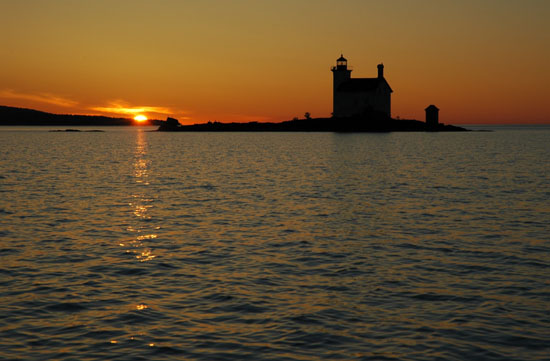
134,114,148,123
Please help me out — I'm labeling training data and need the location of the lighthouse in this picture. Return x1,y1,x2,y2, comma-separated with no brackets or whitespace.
331,55,392,118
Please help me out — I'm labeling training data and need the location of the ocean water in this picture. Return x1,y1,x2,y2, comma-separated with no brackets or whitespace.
0,126,549,360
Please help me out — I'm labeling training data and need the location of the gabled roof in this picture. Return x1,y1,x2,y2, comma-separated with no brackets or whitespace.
337,78,393,93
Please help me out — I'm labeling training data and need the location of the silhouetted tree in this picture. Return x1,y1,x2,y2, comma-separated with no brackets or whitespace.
304,112,311,120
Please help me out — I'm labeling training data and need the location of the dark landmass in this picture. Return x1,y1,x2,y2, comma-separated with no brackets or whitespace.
48,129,105,132
158,114,468,132
0,105,162,126
1,105,468,132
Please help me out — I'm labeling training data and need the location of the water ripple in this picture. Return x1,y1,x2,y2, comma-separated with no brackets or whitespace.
0,129,549,360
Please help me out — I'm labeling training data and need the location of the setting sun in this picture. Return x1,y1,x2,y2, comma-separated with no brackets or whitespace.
134,114,148,123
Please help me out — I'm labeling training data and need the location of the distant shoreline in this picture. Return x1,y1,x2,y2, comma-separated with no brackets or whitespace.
0,105,162,126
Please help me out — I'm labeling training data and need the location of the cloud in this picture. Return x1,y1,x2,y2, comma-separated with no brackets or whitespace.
90,101,174,117
0,89,78,107
0,92,188,120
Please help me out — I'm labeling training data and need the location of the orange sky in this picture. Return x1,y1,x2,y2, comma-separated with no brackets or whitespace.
1,0,549,124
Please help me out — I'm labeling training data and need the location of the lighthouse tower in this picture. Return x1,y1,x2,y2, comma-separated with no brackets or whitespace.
331,55,352,117
331,54,352,90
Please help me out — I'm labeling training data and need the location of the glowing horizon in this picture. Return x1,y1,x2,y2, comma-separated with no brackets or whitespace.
1,1,549,125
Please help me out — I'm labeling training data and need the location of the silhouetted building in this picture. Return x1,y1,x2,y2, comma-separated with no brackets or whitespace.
331,55,393,118
425,105,439,126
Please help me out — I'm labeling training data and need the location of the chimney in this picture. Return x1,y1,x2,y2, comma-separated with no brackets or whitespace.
377,63,384,78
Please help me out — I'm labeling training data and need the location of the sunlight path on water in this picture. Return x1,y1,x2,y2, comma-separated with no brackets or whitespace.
125,129,157,263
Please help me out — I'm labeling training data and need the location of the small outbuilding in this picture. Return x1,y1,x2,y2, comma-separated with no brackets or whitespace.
425,105,439,127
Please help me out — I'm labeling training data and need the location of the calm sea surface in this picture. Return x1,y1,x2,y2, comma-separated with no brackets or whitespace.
0,126,549,360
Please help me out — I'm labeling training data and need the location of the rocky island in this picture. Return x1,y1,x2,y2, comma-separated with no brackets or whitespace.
159,55,468,133
157,113,468,133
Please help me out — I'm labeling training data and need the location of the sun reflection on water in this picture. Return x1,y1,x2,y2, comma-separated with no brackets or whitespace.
124,130,156,262
136,304,148,310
